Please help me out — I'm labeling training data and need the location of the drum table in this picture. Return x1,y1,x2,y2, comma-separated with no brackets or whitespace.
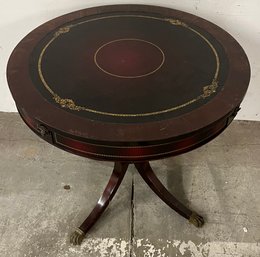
7,5,250,245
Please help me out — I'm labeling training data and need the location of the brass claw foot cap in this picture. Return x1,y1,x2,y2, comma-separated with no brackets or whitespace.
189,212,204,228
70,228,86,245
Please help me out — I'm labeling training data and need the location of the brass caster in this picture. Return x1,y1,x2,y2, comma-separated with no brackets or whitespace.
70,228,86,245
189,212,204,227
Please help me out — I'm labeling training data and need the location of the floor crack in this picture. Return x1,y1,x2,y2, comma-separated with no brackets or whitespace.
129,168,135,257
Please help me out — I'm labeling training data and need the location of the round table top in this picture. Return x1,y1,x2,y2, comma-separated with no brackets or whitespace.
7,5,250,161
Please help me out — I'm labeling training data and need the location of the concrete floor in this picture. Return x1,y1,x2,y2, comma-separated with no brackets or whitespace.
0,112,259,257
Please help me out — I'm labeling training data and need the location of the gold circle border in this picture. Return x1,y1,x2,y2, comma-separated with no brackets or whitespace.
38,15,220,117
94,38,165,79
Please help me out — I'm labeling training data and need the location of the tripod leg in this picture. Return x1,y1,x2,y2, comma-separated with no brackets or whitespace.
135,162,204,227
70,162,129,245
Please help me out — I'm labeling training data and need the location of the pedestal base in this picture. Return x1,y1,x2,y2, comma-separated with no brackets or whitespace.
70,161,204,245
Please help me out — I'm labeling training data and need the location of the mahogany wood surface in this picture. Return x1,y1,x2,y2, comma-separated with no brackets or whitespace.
7,4,250,161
